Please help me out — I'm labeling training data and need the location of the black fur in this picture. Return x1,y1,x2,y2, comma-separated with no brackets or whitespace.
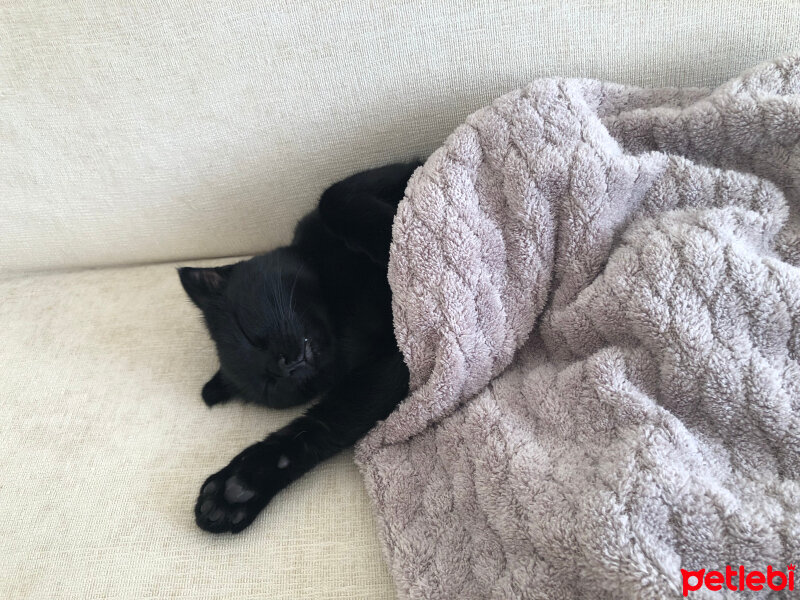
179,161,420,533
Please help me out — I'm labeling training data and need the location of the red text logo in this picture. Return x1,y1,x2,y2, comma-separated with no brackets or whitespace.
681,565,795,596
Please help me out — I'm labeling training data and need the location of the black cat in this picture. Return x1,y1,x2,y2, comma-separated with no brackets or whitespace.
178,161,420,533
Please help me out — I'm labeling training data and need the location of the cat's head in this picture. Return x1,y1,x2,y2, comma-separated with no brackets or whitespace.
178,250,334,408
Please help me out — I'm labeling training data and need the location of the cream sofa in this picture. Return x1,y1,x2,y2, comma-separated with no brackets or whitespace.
2,2,798,598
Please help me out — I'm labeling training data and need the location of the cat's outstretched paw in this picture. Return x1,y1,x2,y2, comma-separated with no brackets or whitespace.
195,467,265,533
201,371,235,407
195,443,290,533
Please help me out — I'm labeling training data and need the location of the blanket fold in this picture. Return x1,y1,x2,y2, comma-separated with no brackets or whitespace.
356,56,800,599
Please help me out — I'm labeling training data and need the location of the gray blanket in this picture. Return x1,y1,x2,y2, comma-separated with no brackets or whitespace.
355,56,800,599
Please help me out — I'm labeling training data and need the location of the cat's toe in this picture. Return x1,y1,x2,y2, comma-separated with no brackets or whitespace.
195,472,262,533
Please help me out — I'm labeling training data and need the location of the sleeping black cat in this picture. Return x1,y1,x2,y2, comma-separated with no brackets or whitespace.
178,162,419,533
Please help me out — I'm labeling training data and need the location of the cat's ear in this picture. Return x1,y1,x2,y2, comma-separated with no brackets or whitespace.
178,265,235,308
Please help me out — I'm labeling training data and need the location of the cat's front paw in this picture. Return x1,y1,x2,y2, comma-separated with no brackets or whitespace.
195,443,289,533
195,467,265,533
201,371,235,407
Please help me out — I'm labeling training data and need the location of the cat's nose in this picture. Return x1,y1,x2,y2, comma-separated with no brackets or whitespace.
277,355,305,376
277,338,311,377
277,351,305,377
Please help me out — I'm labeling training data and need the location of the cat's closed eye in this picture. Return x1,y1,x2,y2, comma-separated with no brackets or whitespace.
235,313,266,349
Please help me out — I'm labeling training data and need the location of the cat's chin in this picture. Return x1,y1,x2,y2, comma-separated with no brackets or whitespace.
258,394,311,409
257,376,322,409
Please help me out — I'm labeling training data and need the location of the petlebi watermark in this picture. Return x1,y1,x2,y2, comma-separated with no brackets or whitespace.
681,565,795,596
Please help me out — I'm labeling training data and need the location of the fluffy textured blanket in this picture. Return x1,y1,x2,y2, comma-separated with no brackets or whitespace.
355,56,800,599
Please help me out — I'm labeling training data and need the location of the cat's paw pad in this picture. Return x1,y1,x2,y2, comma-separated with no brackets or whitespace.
195,471,262,533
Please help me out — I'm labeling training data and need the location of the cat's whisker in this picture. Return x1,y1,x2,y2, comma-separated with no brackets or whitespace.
288,264,304,314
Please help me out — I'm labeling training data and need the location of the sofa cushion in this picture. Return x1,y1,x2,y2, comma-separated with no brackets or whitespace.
0,261,395,599
2,1,799,273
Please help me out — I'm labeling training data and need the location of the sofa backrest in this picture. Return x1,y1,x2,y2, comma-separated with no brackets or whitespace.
2,0,798,274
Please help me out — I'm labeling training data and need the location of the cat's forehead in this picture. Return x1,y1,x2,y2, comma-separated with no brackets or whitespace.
227,254,292,289
223,253,312,316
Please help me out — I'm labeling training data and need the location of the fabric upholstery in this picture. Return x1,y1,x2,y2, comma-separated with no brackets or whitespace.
3,2,800,599
0,261,395,599
2,0,799,273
